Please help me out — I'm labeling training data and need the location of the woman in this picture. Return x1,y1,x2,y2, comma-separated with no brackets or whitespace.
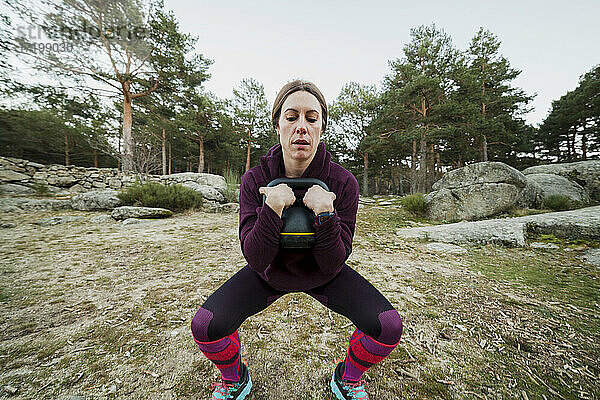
191,80,403,400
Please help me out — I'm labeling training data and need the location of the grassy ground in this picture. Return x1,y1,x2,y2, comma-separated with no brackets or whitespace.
0,203,598,399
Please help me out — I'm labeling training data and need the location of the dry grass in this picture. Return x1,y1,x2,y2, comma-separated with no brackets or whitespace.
0,204,598,399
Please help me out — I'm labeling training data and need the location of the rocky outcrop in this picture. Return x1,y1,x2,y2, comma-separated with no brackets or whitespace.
522,160,600,201
111,206,173,220
0,198,72,212
517,173,591,209
426,162,526,221
397,205,600,247
0,156,231,205
70,190,122,211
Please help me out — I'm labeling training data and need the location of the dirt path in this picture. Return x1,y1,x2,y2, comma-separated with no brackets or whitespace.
1,207,598,399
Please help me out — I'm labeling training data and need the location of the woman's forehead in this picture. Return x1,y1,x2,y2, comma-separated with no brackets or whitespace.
282,91,321,113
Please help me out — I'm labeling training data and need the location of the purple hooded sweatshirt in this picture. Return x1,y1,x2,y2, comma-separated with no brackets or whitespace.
238,142,360,291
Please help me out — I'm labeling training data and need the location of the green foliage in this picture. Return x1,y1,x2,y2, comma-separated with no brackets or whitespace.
223,170,240,203
542,194,577,211
400,193,427,216
117,182,203,212
537,65,599,161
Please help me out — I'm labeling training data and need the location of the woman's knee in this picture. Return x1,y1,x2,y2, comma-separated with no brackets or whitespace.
376,309,403,345
191,307,214,342
191,306,237,342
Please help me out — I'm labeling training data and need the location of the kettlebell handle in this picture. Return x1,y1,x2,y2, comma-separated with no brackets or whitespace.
263,178,329,204
267,178,329,190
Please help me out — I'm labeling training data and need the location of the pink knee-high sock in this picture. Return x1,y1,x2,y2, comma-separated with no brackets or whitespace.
194,331,242,382
342,328,401,382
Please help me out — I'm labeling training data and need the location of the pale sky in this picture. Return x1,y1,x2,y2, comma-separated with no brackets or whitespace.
164,0,600,126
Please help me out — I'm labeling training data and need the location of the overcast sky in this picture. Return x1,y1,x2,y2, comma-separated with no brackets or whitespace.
164,0,599,126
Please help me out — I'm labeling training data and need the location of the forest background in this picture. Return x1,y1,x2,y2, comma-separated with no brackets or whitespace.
1,0,598,196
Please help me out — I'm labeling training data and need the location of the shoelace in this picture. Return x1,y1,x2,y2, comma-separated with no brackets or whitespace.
210,381,239,399
344,379,369,400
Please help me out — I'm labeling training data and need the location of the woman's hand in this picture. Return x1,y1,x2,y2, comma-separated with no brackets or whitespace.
259,183,296,218
303,185,336,215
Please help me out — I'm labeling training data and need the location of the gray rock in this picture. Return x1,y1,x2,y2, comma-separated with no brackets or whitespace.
0,205,22,212
423,242,468,254
1,222,16,228
61,396,87,400
56,175,77,187
181,182,225,202
581,248,600,267
27,161,45,168
71,190,121,210
111,206,172,220
432,162,526,191
0,198,71,211
89,214,115,223
0,183,36,195
529,242,560,249
34,216,84,226
517,173,590,209
166,172,226,192
522,160,600,201
219,203,240,213
121,218,151,226
426,183,522,221
397,205,600,247
398,219,529,247
68,184,86,193
426,162,527,221
0,170,30,182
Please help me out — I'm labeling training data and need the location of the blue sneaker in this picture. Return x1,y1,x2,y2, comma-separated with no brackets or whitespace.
209,362,252,400
330,361,370,400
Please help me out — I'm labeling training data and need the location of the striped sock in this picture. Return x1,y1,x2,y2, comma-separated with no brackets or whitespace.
194,330,242,382
342,328,399,382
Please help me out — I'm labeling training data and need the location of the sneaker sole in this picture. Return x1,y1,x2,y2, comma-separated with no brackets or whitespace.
330,375,345,400
237,375,252,400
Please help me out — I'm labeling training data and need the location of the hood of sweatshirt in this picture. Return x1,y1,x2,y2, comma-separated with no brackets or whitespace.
259,142,332,182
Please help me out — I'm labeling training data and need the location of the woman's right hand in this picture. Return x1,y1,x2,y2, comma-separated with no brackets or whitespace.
259,184,296,218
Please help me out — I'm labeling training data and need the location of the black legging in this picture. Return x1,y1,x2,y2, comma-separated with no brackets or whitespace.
195,264,400,345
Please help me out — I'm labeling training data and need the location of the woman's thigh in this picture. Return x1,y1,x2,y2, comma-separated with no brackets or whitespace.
200,265,286,340
306,265,396,339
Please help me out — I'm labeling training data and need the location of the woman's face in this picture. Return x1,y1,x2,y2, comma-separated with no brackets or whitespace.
276,90,322,164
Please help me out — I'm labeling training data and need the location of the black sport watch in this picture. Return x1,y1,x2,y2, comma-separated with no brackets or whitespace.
315,211,335,225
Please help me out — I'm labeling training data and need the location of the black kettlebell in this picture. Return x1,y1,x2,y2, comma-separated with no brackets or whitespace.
262,178,330,249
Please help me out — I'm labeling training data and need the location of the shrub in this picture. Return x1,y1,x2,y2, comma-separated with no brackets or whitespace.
542,194,576,211
223,169,240,203
400,193,426,217
117,182,203,212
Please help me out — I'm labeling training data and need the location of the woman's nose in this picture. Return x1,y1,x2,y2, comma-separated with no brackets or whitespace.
295,117,308,134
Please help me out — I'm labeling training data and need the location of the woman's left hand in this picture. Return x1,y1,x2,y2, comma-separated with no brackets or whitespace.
303,185,336,215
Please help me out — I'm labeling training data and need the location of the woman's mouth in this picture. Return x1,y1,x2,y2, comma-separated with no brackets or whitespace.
292,139,310,148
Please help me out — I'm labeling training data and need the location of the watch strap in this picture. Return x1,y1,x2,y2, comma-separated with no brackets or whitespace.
315,211,335,225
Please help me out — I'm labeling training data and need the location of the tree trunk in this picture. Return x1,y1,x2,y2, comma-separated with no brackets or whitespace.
362,152,369,197
122,87,134,172
168,141,172,174
411,139,417,194
93,148,98,168
482,134,488,161
162,128,167,175
198,135,205,173
245,129,252,172
418,132,427,193
582,132,587,160
64,132,70,166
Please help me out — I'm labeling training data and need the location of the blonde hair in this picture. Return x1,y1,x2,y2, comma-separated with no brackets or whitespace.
272,80,328,132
